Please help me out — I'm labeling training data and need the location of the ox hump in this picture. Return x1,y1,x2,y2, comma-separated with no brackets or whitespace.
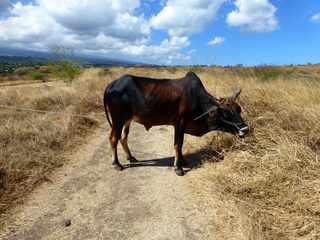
186,71,199,79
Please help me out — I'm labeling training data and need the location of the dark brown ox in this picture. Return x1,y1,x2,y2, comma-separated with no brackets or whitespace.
103,72,249,176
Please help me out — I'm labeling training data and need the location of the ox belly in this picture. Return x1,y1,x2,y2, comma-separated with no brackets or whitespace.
132,114,176,131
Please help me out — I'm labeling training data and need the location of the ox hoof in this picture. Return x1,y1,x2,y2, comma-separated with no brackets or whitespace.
113,163,124,171
128,156,138,163
175,168,185,176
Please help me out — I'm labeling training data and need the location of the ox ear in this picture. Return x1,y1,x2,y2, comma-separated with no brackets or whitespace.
194,105,219,121
229,88,241,101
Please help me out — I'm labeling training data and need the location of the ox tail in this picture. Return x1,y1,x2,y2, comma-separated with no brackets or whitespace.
103,90,113,128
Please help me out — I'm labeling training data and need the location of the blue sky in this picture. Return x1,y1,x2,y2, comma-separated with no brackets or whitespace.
0,0,320,65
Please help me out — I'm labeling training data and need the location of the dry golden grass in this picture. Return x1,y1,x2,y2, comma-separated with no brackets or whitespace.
1,65,320,239
0,68,114,223
183,66,320,240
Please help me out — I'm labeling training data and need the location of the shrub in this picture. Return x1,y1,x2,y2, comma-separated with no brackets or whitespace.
28,71,48,80
48,60,81,83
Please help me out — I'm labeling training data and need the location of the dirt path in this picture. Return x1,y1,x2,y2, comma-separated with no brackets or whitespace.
0,123,215,240
0,79,57,88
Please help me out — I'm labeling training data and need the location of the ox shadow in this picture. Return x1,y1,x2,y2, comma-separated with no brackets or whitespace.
123,148,223,174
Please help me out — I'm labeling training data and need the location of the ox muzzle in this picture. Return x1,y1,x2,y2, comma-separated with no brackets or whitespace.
220,118,249,137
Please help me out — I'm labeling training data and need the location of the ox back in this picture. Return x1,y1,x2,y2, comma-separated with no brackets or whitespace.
104,72,213,135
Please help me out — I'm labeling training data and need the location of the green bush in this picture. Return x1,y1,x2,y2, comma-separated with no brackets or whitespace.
48,60,81,83
29,71,48,80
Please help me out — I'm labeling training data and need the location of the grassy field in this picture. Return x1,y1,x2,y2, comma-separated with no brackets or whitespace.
184,65,320,240
1,65,320,239
0,69,107,221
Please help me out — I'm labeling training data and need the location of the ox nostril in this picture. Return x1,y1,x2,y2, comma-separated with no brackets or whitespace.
238,126,249,137
241,126,249,132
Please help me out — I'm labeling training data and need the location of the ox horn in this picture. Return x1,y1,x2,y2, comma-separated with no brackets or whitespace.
228,88,241,101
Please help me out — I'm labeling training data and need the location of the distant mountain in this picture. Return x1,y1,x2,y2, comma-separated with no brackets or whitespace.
79,56,140,67
0,55,48,64
0,48,143,67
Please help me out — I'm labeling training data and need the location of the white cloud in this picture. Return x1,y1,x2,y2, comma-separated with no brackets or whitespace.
208,36,225,46
0,0,194,64
37,0,149,39
151,0,226,36
311,13,320,23
0,0,282,64
0,3,61,48
0,0,150,48
226,0,278,32
121,36,191,63
188,49,196,54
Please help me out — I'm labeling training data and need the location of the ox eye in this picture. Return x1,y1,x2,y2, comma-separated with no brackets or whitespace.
223,110,233,119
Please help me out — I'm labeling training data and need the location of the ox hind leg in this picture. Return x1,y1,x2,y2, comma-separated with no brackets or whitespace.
110,122,124,171
120,120,138,163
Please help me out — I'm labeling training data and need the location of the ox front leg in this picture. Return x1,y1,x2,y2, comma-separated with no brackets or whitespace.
109,123,124,171
174,123,185,176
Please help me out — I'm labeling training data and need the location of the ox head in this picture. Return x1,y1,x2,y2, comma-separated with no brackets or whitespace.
196,89,249,137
